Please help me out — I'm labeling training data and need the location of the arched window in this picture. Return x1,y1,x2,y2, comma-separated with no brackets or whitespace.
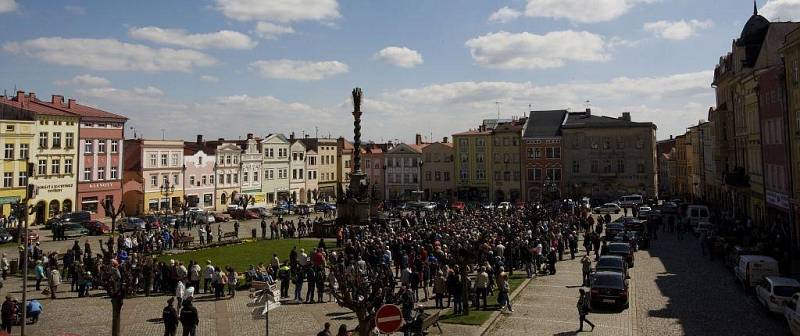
48,200,60,218
221,193,227,205
62,199,72,213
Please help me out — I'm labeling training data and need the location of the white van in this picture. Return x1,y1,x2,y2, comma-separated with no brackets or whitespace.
686,205,710,227
618,195,643,208
735,255,780,288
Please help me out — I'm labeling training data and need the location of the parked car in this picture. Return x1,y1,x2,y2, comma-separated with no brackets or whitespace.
604,242,634,267
141,215,161,230
61,211,91,224
62,223,89,238
593,203,621,214
604,223,625,239
82,220,111,235
161,216,178,228
686,204,711,227
589,271,629,309
496,202,512,210
272,206,289,216
756,276,800,314
211,213,228,223
735,255,780,288
692,221,715,237
481,203,495,210
660,202,679,214
618,194,643,208
784,293,800,335
249,207,272,217
451,201,466,211
595,255,628,279
120,217,146,232
637,206,652,219
314,202,336,212
726,245,761,269
0,229,13,243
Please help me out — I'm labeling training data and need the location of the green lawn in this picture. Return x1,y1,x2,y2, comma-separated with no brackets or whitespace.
159,238,331,271
440,273,528,325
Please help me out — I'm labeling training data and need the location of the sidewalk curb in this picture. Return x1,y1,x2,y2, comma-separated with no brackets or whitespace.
477,276,534,335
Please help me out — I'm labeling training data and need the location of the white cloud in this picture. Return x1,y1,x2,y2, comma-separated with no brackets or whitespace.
644,19,713,40
214,0,340,23
200,75,219,82
0,0,16,14
464,31,610,70
133,86,164,96
524,0,658,23
64,5,85,15
760,0,800,21
129,26,256,50
489,6,522,23
249,59,348,81
254,22,295,39
3,37,217,72
373,47,423,68
368,70,713,142
54,74,111,87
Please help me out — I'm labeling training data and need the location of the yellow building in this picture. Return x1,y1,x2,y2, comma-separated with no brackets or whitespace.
0,105,34,220
0,92,79,224
453,127,493,202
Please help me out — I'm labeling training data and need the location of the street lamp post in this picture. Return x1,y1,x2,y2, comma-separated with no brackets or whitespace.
159,180,176,227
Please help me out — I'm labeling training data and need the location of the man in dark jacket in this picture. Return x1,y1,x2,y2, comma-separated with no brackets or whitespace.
162,297,179,336
1,295,16,333
577,289,595,332
179,297,199,336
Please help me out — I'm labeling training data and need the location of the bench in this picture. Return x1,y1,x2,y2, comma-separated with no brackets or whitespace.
222,231,238,240
175,236,194,248
421,311,442,334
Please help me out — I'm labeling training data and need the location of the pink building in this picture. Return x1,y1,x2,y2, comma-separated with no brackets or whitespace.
184,135,216,209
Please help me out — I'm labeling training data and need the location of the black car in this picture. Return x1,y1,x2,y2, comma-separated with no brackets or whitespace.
605,242,634,267
589,271,629,309
660,202,679,214
604,223,625,240
595,255,628,279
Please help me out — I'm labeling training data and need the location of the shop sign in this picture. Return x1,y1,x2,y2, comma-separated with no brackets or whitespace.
767,191,791,210
36,183,74,194
87,182,115,190
0,196,20,205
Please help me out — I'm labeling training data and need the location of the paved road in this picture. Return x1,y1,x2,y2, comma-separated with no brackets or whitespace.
488,215,787,336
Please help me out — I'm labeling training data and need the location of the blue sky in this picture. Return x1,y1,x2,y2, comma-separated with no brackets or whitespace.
0,0,796,142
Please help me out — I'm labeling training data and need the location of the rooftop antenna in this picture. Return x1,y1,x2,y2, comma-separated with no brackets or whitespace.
315,126,318,139
129,126,137,139
754,0,758,15
585,100,591,109
161,129,165,140
495,101,501,119
528,103,532,111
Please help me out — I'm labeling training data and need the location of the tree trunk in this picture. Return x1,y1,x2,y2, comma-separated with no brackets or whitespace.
112,297,123,336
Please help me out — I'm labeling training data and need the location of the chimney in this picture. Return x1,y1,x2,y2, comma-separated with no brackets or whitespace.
247,133,253,140
196,134,203,145
218,138,224,142
415,133,422,145
670,135,673,140
621,112,631,121
29,92,36,101
67,99,76,109
290,132,295,140
15,91,24,105
585,108,591,116
442,136,448,143
305,134,309,139
51,95,64,106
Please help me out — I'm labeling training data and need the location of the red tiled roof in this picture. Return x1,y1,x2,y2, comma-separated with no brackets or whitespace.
452,130,491,136
0,93,77,117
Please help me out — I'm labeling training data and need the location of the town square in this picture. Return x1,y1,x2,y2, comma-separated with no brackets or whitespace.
0,1,799,336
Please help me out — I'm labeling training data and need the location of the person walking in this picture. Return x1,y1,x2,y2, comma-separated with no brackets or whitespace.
163,297,179,336
577,289,595,332
203,261,214,294
261,218,267,239
1,296,15,333
581,255,592,286
48,268,61,299
179,297,199,336
34,260,45,290
497,269,513,313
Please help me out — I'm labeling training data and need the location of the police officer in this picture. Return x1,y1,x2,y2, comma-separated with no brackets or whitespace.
179,297,199,336
162,297,178,336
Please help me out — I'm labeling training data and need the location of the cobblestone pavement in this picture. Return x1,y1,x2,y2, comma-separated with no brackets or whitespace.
488,216,787,336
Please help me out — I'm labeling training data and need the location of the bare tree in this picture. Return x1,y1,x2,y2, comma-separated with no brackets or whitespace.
101,199,125,254
327,264,392,335
98,260,137,336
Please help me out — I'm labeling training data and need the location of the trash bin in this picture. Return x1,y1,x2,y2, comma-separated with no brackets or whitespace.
251,228,257,239
9,259,17,275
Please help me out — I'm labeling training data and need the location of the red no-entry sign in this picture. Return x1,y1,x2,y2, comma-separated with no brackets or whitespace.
375,304,403,333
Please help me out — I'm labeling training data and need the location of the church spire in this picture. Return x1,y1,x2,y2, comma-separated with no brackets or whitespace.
754,0,758,15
